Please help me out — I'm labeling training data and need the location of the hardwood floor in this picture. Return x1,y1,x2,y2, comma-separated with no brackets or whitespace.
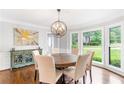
0,65,36,84
0,65,124,84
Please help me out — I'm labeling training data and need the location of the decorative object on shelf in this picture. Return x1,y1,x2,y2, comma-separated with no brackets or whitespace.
14,28,39,46
51,9,67,38
10,49,42,69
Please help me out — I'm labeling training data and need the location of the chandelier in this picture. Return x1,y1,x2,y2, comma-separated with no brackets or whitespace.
51,9,67,38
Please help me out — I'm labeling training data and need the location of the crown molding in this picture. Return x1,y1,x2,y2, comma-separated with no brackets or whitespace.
1,16,124,32
69,16,124,31
0,18,50,30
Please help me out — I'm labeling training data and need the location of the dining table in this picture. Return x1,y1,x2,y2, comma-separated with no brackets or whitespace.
51,53,78,68
51,53,78,83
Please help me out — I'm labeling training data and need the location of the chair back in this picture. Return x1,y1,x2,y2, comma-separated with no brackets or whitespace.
52,48,60,53
71,48,79,55
35,55,56,83
86,50,95,70
75,54,90,80
32,50,40,69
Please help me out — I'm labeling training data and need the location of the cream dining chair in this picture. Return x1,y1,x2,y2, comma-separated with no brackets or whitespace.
32,50,40,81
86,50,95,83
71,48,79,55
63,54,90,84
35,55,63,84
52,48,60,53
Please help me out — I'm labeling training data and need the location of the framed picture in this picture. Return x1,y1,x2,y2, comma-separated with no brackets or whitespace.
14,28,39,46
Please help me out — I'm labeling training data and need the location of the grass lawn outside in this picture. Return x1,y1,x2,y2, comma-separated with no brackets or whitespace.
83,46,120,68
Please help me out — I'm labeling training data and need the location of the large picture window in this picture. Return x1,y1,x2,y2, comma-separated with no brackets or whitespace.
109,26,121,68
71,33,78,55
70,24,123,75
83,30,102,62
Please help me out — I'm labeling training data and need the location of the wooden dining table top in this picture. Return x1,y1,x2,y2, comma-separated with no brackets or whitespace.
51,53,78,68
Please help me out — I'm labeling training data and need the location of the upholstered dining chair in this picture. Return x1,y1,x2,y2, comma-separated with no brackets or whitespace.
86,50,95,83
63,54,90,84
35,55,63,84
52,48,60,53
32,50,40,81
71,48,79,55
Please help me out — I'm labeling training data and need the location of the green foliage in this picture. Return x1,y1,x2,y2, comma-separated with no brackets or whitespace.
110,48,120,67
110,59,120,67
110,26,121,44
83,28,121,67
72,33,78,48
91,31,101,44
72,44,78,48
83,46,102,62
93,57,102,62
83,46,120,67
83,30,102,46
72,28,121,67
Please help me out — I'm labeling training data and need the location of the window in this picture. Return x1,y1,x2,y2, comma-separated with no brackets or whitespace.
71,33,78,48
83,30,102,62
109,26,121,68
71,33,79,55
70,24,124,75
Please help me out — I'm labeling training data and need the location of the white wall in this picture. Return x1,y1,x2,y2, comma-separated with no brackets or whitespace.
0,21,50,70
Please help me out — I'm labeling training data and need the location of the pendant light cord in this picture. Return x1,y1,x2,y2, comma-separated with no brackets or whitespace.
57,9,61,21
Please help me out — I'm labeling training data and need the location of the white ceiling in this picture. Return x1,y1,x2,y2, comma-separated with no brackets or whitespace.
1,9,124,30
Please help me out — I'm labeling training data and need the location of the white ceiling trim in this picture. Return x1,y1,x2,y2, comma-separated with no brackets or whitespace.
0,18,50,30
1,14,124,31
70,16,124,31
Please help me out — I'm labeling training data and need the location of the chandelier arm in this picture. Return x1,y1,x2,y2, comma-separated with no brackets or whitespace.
61,28,66,35
55,26,59,34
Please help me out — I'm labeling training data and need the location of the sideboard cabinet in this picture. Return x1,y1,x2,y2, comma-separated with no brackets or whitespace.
10,49,42,69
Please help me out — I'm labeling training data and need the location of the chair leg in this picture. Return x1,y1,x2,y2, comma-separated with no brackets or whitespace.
77,80,79,83
83,76,85,84
67,79,73,84
74,80,78,84
39,82,42,84
85,70,87,76
39,82,49,84
34,70,37,81
89,69,92,83
62,74,65,84
74,81,77,84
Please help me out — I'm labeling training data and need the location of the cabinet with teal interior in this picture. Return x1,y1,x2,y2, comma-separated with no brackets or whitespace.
10,49,42,69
